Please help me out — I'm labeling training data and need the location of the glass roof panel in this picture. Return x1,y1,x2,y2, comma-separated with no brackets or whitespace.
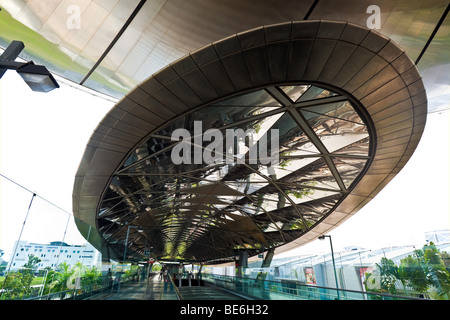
153,116,186,137
276,157,340,190
122,136,174,168
261,157,321,182
293,193,342,217
224,181,269,195
300,109,369,152
121,154,220,178
283,140,321,156
331,137,370,157
296,85,338,102
100,84,372,262
332,157,369,189
211,89,281,107
268,111,309,152
185,105,280,131
244,193,281,213
279,85,310,102
308,0,448,63
301,100,365,124
285,189,342,205
0,0,142,98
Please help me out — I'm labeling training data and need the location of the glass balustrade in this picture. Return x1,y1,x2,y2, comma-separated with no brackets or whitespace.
201,273,427,301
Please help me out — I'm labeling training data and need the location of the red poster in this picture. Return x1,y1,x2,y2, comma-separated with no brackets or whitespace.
359,267,373,292
304,267,316,285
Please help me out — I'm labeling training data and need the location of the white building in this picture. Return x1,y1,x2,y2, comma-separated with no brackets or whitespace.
6,241,101,271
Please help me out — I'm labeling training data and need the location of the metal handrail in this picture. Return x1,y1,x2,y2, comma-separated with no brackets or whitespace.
168,274,183,300
24,280,113,300
203,273,428,301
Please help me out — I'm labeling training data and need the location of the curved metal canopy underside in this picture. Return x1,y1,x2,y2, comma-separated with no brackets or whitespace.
73,20,427,264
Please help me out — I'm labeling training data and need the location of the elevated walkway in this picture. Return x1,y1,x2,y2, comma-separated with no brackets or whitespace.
87,274,245,300
178,286,246,300
89,274,179,300
83,273,424,301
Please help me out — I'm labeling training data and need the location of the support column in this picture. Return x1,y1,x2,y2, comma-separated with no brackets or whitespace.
178,263,183,287
236,251,248,278
261,248,275,268
257,248,274,282
198,264,203,285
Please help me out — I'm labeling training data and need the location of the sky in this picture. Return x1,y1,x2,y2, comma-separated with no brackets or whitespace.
0,72,114,260
0,68,449,262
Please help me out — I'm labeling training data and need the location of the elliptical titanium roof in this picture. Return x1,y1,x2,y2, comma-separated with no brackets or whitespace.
73,20,427,263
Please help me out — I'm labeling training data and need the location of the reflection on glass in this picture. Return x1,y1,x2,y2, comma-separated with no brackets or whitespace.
279,85,310,102
301,109,368,152
297,85,338,102
332,137,370,157
301,100,365,124
276,157,341,191
0,1,142,99
212,89,281,107
332,157,369,189
99,84,372,261
186,105,277,130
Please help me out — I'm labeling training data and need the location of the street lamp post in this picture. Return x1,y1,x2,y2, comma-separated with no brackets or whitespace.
319,235,340,300
123,225,141,263
0,40,59,92
118,225,140,294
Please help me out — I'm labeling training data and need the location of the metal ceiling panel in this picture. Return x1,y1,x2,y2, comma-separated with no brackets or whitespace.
1,0,447,111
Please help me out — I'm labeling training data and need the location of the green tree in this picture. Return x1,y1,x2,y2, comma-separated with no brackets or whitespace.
22,254,41,269
422,243,450,298
377,257,399,295
399,253,429,295
399,243,450,299
441,251,450,270
364,243,450,300
45,262,107,295
42,268,56,295
82,266,103,287
47,262,72,293
1,254,41,300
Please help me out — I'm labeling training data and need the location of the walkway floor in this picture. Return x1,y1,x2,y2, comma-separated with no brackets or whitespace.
178,285,246,300
87,275,244,300
88,275,178,300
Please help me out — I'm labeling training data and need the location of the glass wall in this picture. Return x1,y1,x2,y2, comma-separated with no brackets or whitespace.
209,241,450,300
0,175,117,300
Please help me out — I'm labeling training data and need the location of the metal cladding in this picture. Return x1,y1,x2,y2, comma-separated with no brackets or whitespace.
73,20,427,263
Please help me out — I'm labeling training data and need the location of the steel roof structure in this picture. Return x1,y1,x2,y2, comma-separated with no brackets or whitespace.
1,0,448,264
